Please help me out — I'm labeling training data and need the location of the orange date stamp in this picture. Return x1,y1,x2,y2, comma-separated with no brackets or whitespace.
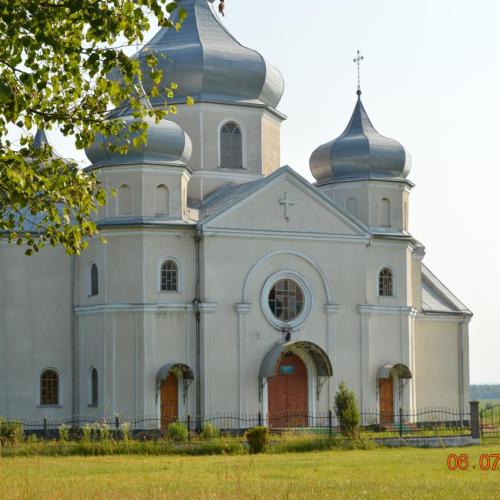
447,453,500,471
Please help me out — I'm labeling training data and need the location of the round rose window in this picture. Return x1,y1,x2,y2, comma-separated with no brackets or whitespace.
268,278,304,322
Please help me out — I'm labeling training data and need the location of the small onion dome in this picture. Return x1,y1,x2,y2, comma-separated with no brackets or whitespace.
133,0,284,109
32,128,63,159
310,96,411,184
85,117,192,167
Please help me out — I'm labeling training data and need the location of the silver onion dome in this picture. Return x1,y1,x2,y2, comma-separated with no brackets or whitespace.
134,0,284,108
310,95,411,184
85,117,192,167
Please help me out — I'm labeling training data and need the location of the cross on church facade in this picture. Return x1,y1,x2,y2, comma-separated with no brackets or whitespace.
279,192,295,221
353,49,364,96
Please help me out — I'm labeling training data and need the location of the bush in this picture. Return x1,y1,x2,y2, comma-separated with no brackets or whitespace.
167,422,189,442
0,419,23,447
58,424,70,442
120,423,131,442
81,424,92,443
246,426,269,454
334,381,360,439
200,423,220,440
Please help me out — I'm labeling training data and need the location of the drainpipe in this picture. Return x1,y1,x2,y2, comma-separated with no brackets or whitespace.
193,228,202,431
70,254,76,416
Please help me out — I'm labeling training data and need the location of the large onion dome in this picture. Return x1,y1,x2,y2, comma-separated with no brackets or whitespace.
310,95,411,184
85,117,192,167
134,0,284,108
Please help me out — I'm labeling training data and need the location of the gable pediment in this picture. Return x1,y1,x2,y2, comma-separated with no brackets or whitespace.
199,166,368,240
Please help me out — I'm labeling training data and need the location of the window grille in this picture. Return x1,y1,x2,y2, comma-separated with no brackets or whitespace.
220,122,243,169
90,368,98,406
161,260,178,292
40,369,59,406
90,263,99,296
268,279,304,322
379,268,394,296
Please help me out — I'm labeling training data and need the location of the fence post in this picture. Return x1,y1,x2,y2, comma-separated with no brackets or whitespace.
115,415,120,430
470,401,480,439
328,410,332,437
187,414,191,441
258,412,262,427
399,408,403,437
43,417,48,440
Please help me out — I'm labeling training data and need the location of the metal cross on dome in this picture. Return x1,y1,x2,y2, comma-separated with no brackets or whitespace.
353,50,364,96
279,192,295,221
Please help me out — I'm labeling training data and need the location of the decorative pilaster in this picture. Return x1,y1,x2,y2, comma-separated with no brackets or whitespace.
199,302,217,417
236,303,252,418
325,304,340,408
400,306,417,413
459,317,471,413
358,306,372,412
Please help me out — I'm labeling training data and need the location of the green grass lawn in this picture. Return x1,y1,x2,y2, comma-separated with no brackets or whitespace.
1,440,499,499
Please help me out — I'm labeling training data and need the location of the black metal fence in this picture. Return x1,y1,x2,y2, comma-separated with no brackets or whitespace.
480,403,500,438
1,407,473,440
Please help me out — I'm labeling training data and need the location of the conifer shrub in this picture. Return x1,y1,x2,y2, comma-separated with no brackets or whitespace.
167,422,189,442
334,381,360,439
246,426,270,454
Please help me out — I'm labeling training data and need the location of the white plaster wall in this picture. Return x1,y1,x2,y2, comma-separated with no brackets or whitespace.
200,234,368,415
169,103,283,201
414,318,461,408
321,180,411,232
0,245,72,418
95,165,190,220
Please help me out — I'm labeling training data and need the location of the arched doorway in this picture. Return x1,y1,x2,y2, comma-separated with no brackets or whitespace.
377,363,412,425
268,353,308,428
156,363,194,429
379,378,394,424
160,372,178,428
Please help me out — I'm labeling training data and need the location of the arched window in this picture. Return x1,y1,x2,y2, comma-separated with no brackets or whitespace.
40,369,59,406
346,197,359,218
380,198,391,227
378,268,394,297
117,184,132,215
220,122,243,169
90,368,98,407
90,263,99,296
155,184,169,216
161,260,179,292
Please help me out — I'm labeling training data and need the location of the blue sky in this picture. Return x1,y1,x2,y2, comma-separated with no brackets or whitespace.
52,0,500,384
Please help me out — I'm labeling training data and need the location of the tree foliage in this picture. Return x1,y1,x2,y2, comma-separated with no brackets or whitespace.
0,0,224,255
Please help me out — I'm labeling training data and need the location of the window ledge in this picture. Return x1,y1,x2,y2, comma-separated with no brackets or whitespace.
158,291,181,294
37,405,63,408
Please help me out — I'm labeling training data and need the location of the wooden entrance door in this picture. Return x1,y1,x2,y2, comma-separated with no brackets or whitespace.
160,372,178,428
268,353,308,428
379,378,394,425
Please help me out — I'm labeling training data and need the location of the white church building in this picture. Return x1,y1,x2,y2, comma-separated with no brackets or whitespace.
0,0,472,427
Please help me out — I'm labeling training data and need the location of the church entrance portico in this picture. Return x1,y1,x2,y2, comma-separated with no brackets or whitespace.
260,341,333,428
156,363,194,429
377,363,412,425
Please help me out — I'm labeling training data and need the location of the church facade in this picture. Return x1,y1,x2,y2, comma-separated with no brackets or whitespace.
0,0,472,426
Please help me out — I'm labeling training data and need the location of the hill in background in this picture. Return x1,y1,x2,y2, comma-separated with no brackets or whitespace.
470,384,500,400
